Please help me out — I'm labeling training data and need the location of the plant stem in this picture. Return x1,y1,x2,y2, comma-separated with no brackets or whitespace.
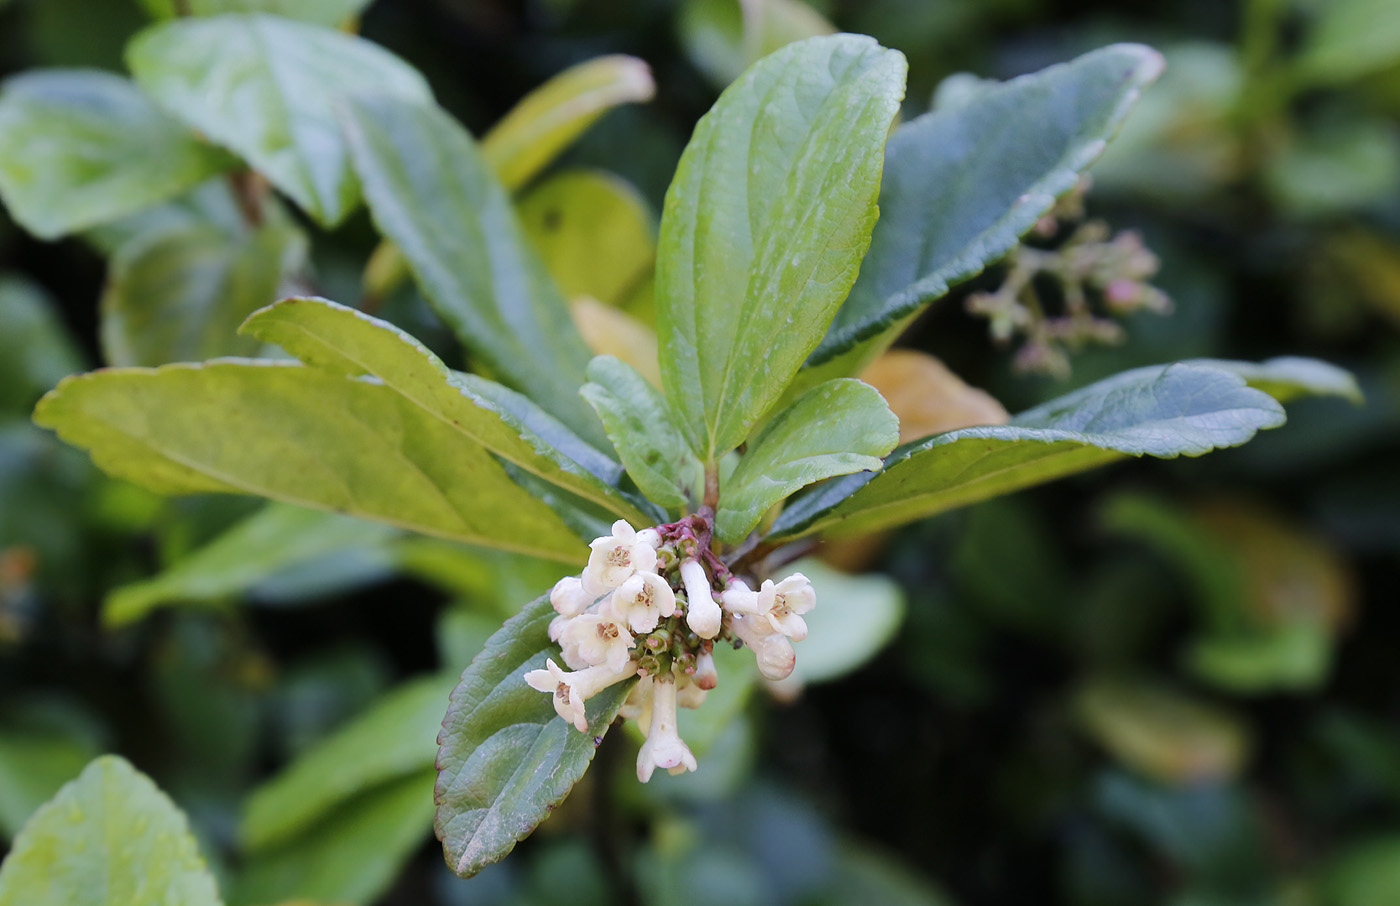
227,169,266,228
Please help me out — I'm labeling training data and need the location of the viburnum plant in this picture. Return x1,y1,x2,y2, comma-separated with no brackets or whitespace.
0,8,1358,901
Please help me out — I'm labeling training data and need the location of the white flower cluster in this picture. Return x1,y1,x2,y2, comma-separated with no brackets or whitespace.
524,518,816,782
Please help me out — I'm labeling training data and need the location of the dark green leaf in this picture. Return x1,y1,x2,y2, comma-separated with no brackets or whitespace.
436,593,633,878
0,756,222,906
716,378,897,543
341,96,605,445
244,674,453,851
0,70,232,239
808,44,1163,376
33,361,585,561
770,363,1286,540
242,296,651,522
482,56,655,191
101,222,304,367
655,34,906,461
581,355,702,511
128,14,431,226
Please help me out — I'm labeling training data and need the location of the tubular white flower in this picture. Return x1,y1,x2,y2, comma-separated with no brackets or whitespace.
693,649,718,690
636,676,697,781
524,658,637,733
731,613,796,681
560,612,635,673
720,577,763,615
680,557,721,639
619,674,654,726
757,572,816,641
549,575,593,617
583,520,658,593
611,571,675,634
637,528,663,549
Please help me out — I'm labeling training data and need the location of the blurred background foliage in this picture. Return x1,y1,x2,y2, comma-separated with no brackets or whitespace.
0,0,1398,904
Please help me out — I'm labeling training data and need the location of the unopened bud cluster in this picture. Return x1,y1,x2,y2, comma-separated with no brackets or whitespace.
967,184,1171,379
524,517,814,782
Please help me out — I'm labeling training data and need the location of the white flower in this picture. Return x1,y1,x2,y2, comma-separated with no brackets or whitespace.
636,676,697,781
693,649,718,691
619,674,653,726
680,558,721,639
637,527,663,549
524,658,636,732
731,613,796,681
720,577,763,614
560,612,635,673
756,572,816,641
611,571,675,634
583,520,658,593
549,575,594,617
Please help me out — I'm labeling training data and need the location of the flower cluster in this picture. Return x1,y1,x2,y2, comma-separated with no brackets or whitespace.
524,517,815,782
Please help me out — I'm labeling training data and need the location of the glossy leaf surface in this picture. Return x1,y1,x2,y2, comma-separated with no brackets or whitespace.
716,378,897,543
581,355,701,511
33,361,584,560
655,34,906,460
809,44,1163,372
770,363,1287,540
341,96,604,444
243,296,648,522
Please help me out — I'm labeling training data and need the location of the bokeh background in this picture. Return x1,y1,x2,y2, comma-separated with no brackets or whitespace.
2,1,1398,905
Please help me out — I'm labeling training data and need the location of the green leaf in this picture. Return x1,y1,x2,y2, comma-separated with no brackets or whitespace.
100,222,304,367
242,296,650,523
0,70,233,239
231,768,435,906
716,378,897,544
656,34,906,461
1185,356,1362,404
580,355,702,512
137,0,372,27
808,44,1164,374
1295,0,1400,87
518,169,656,306
0,277,84,415
33,360,585,561
128,13,431,226
341,95,605,445
770,363,1287,541
436,593,633,878
482,55,655,192
244,674,452,851
105,503,400,627
0,755,222,906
